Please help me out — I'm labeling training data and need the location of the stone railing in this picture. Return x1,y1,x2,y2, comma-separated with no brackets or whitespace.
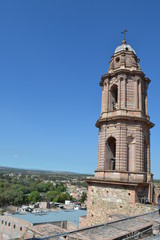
94,170,148,183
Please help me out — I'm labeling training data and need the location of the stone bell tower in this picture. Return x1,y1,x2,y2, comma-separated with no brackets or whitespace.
85,32,154,226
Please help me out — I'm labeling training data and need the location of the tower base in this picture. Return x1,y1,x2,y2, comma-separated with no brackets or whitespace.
85,178,154,226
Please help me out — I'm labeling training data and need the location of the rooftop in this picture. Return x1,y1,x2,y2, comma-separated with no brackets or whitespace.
46,211,160,240
13,209,86,227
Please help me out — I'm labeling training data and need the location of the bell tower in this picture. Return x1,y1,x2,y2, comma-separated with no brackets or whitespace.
85,33,154,226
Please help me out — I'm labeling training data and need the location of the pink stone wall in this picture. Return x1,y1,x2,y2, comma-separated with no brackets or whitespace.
97,121,150,176
0,215,34,239
86,183,155,226
86,184,136,225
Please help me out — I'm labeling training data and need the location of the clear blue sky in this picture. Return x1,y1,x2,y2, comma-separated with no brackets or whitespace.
0,1,159,178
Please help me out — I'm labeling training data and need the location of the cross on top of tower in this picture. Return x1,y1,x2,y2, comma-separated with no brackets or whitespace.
121,29,127,44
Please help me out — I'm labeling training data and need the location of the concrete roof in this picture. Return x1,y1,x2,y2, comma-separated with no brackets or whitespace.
13,209,86,227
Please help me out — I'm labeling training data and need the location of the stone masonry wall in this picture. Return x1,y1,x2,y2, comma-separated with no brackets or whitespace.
97,120,150,174
86,184,135,226
101,73,148,116
86,184,154,226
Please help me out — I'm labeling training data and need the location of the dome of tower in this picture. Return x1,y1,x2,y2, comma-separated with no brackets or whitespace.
114,44,136,55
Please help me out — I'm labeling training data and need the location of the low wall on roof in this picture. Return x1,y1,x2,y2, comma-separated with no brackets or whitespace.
0,215,78,239
0,215,34,239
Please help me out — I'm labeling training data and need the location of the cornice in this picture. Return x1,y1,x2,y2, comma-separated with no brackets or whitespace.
100,69,148,86
96,115,155,129
85,178,149,187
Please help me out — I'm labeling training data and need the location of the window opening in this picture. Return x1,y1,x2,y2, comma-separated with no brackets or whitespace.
110,85,118,111
105,137,116,170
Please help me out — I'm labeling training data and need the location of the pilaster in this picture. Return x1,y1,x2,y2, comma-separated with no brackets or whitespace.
123,79,126,108
135,125,141,172
147,132,151,174
106,80,109,112
101,86,105,114
118,79,121,109
119,123,127,170
145,83,148,115
135,80,138,109
141,126,144,172
139,80,142,111
97,125,106,171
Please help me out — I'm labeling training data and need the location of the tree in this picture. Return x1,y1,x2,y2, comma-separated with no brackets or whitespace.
46,191,57,202
56,183,66,192
55,192,73,203
38,182,53,192
28,191,40,203
0,182,4,188
80,192,87,203
13,191,24,206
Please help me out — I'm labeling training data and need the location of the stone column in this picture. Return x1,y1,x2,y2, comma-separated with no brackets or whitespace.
101,85,105,114
109,88,111,111
136,125,141,172
141,127,144,172
97,129,101,170
135,80,138,109
97,125,106,171
147,132,151,173
118,79,121,109
145,84,148,115
116,123,121,170
119,123,127,171
123,79,126,108
139,80,142,111
106,80,109,112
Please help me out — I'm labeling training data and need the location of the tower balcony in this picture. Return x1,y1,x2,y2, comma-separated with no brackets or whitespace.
94,170,151,184
101,109,150,122
97,109,154,128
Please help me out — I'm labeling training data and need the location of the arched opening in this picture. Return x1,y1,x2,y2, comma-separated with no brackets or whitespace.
110,84,118,111
127,136,135,172
104,137,116,170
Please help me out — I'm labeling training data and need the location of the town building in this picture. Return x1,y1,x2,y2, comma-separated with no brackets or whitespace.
0,210,86,239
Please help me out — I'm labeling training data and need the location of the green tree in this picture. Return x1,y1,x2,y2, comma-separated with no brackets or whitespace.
56,183,66,192
0,182,4,188
55,192,73,203
13,191,24,206
28,191,40,203
0,189,16,205
80,192,87,203
46,191,56,201
38,182,53,192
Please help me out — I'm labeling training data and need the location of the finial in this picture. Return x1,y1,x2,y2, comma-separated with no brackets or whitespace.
121,29,127,44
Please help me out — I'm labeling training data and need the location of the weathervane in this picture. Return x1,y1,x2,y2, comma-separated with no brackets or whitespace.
121,29,127,44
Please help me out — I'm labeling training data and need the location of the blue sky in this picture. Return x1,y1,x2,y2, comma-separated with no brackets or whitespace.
0,1,159,178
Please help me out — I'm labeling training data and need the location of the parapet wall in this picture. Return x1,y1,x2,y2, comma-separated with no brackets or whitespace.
0,215,34,239
0,215,78,239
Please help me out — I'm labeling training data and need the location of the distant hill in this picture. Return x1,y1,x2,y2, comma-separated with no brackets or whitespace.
0,166,93,177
